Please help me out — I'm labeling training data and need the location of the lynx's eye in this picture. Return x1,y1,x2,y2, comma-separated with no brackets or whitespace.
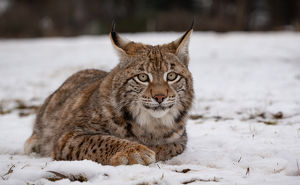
137,73,149,82
167,72,177,81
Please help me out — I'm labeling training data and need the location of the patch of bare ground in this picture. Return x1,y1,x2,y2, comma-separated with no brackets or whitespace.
0,99,39,117
189,110,297,125
189,114,233,122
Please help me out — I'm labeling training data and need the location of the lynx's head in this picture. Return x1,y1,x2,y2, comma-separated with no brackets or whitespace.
109,24,194,128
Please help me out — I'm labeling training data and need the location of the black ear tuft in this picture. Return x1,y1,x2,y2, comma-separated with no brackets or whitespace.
190,18,194,30
170,19,194,66
111,19,116,33
110,20,119,46
179,19,194,44
109,20,131,55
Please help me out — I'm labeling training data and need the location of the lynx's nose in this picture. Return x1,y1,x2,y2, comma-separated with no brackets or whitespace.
153,94,166,104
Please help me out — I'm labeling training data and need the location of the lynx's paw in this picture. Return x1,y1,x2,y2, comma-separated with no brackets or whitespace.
110,144,156,166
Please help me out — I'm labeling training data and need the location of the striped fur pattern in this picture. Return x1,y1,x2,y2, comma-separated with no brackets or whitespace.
25,28,194,165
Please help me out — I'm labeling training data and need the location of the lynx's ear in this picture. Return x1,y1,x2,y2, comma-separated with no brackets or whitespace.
169,21,193,66
109,21,131,56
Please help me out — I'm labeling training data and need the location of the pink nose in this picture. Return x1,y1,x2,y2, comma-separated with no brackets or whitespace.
153,94,166,103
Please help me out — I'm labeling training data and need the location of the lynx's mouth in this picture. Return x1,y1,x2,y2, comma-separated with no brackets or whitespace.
143,104,173,111
143,104,174,118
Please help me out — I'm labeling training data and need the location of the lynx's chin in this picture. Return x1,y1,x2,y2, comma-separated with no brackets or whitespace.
131,104,179,128
147,108,170,118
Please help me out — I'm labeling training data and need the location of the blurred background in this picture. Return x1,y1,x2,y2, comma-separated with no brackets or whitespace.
0,0,299,38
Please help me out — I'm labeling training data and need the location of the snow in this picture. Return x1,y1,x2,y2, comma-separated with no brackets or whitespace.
1,32,300,184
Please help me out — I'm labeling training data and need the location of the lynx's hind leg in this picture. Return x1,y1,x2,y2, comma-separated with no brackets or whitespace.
24,134,39,154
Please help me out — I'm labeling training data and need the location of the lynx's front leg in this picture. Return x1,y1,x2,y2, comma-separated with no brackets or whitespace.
150,142,186,161
53,132,156,166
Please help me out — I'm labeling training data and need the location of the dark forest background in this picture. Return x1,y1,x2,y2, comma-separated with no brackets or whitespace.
0,0,299,38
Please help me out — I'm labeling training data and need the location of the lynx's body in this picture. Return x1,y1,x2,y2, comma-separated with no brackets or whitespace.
25,26,194,165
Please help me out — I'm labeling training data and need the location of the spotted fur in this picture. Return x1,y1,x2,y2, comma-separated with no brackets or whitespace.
25,27,194,165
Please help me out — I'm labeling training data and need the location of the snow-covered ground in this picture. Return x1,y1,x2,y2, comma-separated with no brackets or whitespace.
0,32,300,185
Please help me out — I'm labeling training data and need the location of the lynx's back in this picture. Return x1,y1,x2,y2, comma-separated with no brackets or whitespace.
25,69,107,155
25,25,194,166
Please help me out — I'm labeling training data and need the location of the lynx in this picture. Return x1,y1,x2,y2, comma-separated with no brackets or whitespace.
25,23,194,166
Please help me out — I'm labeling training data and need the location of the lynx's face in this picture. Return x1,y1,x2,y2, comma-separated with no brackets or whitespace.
138,69,179,118
129,51,191,119
110,29,194,127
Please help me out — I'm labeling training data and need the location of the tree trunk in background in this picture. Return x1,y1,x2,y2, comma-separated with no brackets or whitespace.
0,0,299,37
236,0,250,31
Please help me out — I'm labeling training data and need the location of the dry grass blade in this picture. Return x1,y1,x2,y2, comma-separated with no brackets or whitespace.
262,121,278,125
182,177,219,184
182,179,197,184
297,160,300,176
238,156,242,163
3,165,15,176
47,171,68,178
47,171,67,181
272,112,283,119
160,173,164,180
21,164,30,169
0,103,11,115
1,164,15,180
246,167,250,175
47,171,88,182
136,183,150,185
189,114,203,120
175,168,191,173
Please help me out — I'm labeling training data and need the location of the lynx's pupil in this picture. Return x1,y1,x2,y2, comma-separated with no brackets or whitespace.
167,72,177,81
138,73,149,82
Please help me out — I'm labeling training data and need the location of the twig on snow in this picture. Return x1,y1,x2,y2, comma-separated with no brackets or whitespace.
46,171,87,182
246,167,250,176
297,160,300,176
182,176,220,184
238,156,242,163
1,164,15,180
175,168,191,173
